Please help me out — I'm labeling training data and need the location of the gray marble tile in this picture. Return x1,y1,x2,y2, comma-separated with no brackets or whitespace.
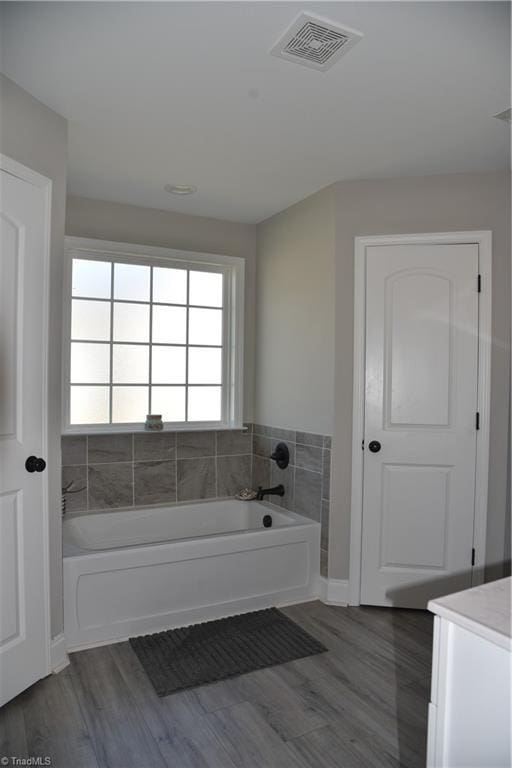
133,432,176,462
322,449,331,500
323,435,332,449
295,443,323,473
270,426,296,443
88,434,132,464
177,458,216,500
177,431,215,459
320,548,329,578
252,455,270,490
88,463,133,510
271,462,295,511
321,499,330,551
294,468,322,521
296,431,324,447
62,436,87,466
271,438,295,466
253,434,271,458
62,465,87,512
253,424,272,436
216,430,252,456
134,461,176,506
217,455,252,497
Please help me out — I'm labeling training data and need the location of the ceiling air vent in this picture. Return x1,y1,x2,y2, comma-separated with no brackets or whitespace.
271,12,363,72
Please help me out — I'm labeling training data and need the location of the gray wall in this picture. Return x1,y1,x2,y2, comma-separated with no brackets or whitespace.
254,185,336,434
66,196,257,421
254,171,511,582
0,74,68,637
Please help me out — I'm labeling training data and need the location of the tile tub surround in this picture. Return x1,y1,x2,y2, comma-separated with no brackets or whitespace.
61,423,331,575
252,424,332,577
61,428,253,512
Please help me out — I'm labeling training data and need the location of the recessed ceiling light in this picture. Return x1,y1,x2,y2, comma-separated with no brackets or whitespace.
493,108,511,124
164,184,197,195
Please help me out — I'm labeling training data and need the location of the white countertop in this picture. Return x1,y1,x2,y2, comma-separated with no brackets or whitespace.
428,577,511,651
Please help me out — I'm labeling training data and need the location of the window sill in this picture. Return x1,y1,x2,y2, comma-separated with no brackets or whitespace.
62,422,248,436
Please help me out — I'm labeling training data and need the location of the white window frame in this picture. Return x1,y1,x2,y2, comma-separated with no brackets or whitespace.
63,236,244,434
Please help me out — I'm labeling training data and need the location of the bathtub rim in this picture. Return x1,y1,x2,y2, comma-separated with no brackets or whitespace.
63,498,314,557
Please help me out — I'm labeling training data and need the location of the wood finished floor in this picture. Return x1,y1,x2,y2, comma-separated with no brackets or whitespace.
0,601,433,768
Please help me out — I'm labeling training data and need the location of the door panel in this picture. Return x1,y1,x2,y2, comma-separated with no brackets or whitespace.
0,492,22,647
387,273,452,427
0,214,19,437
361,243,478,608
380,464,450,570
0,168,49,705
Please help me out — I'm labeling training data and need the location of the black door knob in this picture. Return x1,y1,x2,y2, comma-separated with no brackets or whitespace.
25,456,47,473
368,441,381,453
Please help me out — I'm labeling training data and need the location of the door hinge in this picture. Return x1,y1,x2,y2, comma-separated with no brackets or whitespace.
477,274,482,293
471,548,476,567
361,439,365,450
475,412,480,430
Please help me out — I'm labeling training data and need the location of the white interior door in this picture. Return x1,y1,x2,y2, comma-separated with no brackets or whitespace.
0,163,50,706
361,242,479,608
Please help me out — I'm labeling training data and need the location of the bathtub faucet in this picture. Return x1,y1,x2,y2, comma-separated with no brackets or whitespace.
256,484,285,501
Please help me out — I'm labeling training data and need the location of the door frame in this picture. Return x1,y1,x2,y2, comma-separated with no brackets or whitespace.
0,153,52,675
349,231,492,606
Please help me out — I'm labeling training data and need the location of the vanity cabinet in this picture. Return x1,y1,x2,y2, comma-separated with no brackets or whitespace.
427,578,511,768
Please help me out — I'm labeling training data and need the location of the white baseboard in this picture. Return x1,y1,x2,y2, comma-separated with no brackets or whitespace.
50,633,70,673
318,577,349,606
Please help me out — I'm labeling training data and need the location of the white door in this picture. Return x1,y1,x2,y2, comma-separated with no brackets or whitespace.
0,163,50,706
361,243,479,608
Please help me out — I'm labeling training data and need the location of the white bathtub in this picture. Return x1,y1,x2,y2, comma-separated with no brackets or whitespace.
63,499,320,650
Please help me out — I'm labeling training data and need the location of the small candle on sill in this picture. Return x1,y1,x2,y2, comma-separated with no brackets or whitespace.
145,414,163,431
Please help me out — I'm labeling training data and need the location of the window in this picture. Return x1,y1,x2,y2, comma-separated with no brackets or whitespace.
64,238,244,431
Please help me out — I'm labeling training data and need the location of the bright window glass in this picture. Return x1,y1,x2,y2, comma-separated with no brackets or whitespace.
188,347,222,384
152,305,187,344
189,270,223,307
153,267,187,304
112,386,149,423
152,346,186,384
68,256,230,426
114,263,150,301
72,259,111,299
151,386,186,422
70,386,109,424
71,299,111,341
188,308,223,346
70,342,110,384
188,386,222,422
113,303,150,342
113,345,149,384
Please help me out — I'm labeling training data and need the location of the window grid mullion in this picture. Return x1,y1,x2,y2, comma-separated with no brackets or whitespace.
108,262,114,424
148,266,153,416
71,295,221,311
70,339,222,349
185,270,190,421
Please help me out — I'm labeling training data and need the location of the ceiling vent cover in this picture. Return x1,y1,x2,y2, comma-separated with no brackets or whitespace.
271,13,363,71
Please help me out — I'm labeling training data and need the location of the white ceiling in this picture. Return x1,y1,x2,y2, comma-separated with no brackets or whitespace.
0,2,510,223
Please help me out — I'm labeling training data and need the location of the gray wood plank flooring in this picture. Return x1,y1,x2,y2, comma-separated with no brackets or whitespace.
0,602,433,768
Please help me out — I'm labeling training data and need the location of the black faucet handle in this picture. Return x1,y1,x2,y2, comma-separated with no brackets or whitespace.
270,442,289,469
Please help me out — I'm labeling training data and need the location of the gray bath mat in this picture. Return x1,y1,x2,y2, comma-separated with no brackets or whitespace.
129,608,327,697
